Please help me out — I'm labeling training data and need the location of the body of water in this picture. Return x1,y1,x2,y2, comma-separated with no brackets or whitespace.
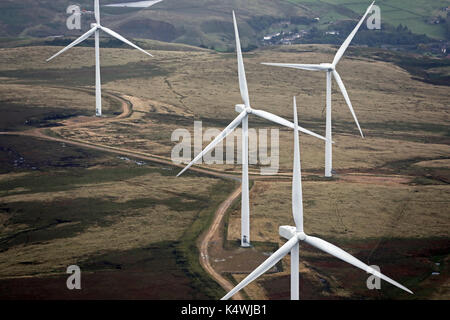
105,0,163,8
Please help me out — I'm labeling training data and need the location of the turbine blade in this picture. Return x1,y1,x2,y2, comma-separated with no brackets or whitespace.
222,236,299,300
46,26,97,61
304,235,413,294
250,109,328,143
261,63,327,71
94,0,100,24
177,111,247,177
292,97,303,232
332,70,364,138
99,26,153,57
332,1,375,66
232,11,250,108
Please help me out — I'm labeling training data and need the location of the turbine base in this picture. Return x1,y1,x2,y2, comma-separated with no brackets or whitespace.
241,235,251,248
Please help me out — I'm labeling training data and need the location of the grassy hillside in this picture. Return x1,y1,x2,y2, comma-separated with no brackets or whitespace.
0,0,307,47
0,0,448,51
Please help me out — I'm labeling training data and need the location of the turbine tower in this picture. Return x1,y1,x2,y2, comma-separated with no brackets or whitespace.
221,96,413,300
262,1,375,177
177,11,328,248
46,0,152,117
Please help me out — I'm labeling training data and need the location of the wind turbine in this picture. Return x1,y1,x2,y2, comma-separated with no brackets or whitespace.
176,11,328,248
222,96,413,300
46,0,152,117
262,1,376,177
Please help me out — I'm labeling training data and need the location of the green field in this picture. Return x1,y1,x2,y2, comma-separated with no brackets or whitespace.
287,0,449,39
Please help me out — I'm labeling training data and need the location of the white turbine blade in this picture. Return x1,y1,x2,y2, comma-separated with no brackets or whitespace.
292,97,303,232
177,111,247,177
304,235,413,294
99,26,153,57
221,236,299,300
332,70,364,138
251,109,328,142
262,63,328,71
332,1,375,67
94,0,100,24
232,11,250,108
46,26,97,62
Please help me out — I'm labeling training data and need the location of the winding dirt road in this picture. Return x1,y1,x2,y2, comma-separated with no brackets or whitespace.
198,185,244,300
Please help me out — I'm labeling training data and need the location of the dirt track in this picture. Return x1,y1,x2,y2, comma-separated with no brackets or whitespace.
198,185,244,300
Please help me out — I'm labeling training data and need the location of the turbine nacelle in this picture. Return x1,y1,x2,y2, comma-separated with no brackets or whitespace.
90,23,100,29
235,104,251,114
279,226,306,241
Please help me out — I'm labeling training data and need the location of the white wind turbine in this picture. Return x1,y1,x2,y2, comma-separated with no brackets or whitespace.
177,11,328,248
262,1,376,178
46,0,152,117
222,96,413,300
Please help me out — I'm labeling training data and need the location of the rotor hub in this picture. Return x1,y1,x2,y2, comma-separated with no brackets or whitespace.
320,63,334,71
297,232,306,241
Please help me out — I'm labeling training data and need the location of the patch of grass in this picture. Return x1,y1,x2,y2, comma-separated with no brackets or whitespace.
0,135,114,173
175,179,238,299
0,166,160,195
0,85,122,131
410,176,445,186
0,240,213,299
384,156,450,184
0,191,213,250
0,62,169,86
78,241,213,299
305,175,337,182
348,47,450,86
222,272,251,299
0,104,88,132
